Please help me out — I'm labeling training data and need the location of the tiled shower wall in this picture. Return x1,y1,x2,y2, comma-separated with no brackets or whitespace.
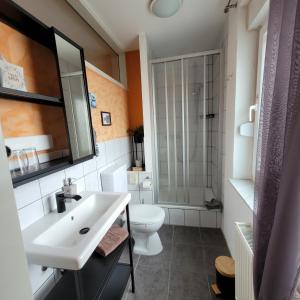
153,56,221,205
13,137,131,299
162,206,222,228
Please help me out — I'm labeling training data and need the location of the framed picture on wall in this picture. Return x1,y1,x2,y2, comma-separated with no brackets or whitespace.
101,111,112,126
89,92,97,108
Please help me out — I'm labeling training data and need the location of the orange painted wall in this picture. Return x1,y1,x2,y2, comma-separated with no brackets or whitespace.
0,21,61,97
0,99,68,151
0,21,130,149
0,67,130,147
0,21,67,153
86,67,129,142
125,50,143,129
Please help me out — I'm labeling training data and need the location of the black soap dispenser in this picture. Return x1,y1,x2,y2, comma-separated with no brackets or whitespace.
56,192,66,213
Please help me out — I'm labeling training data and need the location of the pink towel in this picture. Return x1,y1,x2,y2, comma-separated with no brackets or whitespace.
95,224,129,257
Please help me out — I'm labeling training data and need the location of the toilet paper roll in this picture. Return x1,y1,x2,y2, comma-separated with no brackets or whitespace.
142,179,152,189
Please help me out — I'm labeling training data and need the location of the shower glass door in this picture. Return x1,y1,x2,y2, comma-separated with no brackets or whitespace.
153,60,184,204
153,55,209,206
183,56,206,206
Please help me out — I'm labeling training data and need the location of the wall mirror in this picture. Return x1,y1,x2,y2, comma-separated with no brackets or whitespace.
54,28,95,162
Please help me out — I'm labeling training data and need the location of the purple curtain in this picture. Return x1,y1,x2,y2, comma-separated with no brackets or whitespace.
254,0,300,299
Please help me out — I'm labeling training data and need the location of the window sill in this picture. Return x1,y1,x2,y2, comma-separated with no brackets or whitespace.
229,178,254,211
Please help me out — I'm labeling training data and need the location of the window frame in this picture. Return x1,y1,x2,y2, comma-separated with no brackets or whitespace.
252,21,268,180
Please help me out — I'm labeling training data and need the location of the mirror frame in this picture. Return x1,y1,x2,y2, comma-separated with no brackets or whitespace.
52,27,96,164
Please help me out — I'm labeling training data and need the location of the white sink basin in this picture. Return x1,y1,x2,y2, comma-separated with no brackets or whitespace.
22,191,130,270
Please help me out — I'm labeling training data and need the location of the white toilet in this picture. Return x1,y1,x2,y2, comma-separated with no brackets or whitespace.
129,204,165,255
101,163,165,256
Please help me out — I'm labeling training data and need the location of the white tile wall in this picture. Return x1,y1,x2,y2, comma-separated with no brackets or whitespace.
105,139,117,163
140,191,153,204
129,191,140,204
14,180,41,209
39,171,65,197
14,136,131,298
28,264,53,294
65,163,84,180
163,208,170,224
184,210,200,227
18,200,44,230
158,206,220,229
169,209,184,225
200,210,218,228
84,171,99,191
75,177,86,194
83,157,97,175
127,171,154,205
33,275,55,300
96,143,106,168
217,211,222,228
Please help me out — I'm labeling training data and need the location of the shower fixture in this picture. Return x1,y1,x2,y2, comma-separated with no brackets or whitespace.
224,0,237,13
200,113,215,119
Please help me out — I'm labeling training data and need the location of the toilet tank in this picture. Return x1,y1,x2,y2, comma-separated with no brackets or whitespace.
101,163,128,192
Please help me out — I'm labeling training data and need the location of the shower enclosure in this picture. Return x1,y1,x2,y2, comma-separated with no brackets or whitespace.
151,50,221,206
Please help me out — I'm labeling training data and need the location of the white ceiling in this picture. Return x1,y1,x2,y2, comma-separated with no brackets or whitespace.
84,0,226,58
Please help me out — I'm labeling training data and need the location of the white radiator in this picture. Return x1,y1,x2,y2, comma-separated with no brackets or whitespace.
235,222,254,300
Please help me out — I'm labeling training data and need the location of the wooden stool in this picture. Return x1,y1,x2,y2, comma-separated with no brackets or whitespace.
211,256,235,299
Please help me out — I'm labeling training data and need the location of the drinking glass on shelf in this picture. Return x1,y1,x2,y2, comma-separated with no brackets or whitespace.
9,150,29,176
23,147,40,171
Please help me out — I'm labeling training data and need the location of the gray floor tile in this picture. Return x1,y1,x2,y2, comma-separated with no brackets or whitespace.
172,243,206,273
173,226,201,245
159,225,174,244
169,269,210,300
200,228,226,246
119,246,140,268
126,263,169,300
122,226,231,300
203,245,231,277
138,242,172,267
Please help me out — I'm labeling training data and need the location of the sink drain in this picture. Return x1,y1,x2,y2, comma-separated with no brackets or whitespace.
79,227,90,235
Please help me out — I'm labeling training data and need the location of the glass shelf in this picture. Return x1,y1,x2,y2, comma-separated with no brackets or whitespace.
12,158,71,187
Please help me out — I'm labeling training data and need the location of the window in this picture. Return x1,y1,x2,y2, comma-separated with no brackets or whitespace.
252,21,268,180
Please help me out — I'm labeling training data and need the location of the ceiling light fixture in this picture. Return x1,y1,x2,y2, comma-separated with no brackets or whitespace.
150,0,182,18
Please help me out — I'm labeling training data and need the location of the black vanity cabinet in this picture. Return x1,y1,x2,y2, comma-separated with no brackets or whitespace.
53,28,95,163
45,205,135,300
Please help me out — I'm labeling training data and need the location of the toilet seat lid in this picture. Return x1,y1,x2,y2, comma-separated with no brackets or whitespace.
129,204,165,225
